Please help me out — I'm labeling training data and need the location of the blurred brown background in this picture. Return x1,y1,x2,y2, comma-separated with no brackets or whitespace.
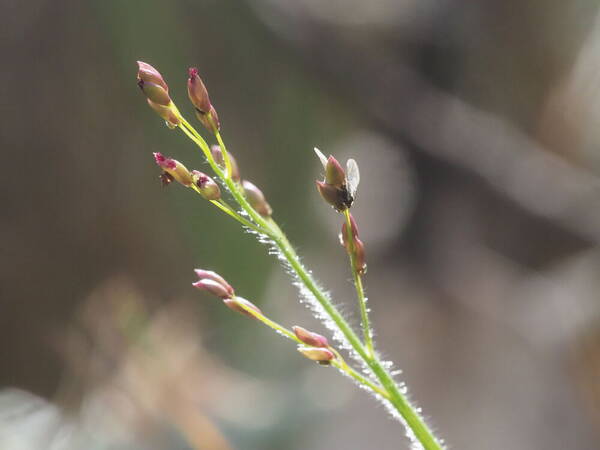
1,0,600,449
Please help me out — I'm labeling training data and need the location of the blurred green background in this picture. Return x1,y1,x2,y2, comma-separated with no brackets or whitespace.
2,0,600,449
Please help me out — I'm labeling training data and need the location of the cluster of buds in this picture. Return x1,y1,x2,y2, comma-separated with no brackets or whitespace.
242,180,272,217
211,145,241,182
137,61,180,128
154,153,220,200
193,269,261,318
341,214,367,275
188,68,220,133
314,148,359,212
293,326,335,365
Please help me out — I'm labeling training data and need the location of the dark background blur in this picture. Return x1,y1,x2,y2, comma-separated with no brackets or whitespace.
2,0,600,449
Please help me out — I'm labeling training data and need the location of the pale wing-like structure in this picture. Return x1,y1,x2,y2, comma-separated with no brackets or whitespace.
313,147,329,170
346,158,360,197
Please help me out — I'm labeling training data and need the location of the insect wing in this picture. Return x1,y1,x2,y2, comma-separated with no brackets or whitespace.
313,147,329,170
346,158,360,198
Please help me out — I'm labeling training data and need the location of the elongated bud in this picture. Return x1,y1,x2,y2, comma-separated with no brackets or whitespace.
153,152,193,186
352,238,367,275
147,99,180,127
137,61,169,91
211,145,241,182
191,170,221,200
194,269,234,297
341,213,360,248
193,278,232,299
293,326,329,348
297,346,335,364
242,180,272,217
223,296,262,318
325,156,346,188
187,67,212,113
316,180,351,212
188,68,220,133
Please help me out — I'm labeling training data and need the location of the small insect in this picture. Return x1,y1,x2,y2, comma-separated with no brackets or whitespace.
314,147,360,211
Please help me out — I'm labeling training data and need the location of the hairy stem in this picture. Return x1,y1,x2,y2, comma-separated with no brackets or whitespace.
176,112,443,450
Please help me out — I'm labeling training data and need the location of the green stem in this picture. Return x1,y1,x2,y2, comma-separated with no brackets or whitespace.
176,113,443,450
343,209,374,356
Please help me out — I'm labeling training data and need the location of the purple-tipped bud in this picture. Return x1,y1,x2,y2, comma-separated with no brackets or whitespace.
138,80,171,106
211,145,241,182
153,152,193,186
325,155,346,188
146,99,180,127
242,180,272,217
353,238,367,275
137,61,169,91
191,170,221,200
187,67,212,113
293,326,329,348
297,346,335,364
193,278,232,299
223,296,262,318
193,269,234,297
316,180,351,212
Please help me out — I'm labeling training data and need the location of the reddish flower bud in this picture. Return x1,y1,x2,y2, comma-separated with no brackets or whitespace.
242,180,272,217
315,181,351,212
193,269,234,296
297,346,335,364
191,170,221,200
223,296,262,318
211,145,241,182
293,326,329,348
195,105,220,133
187,67,212,113
137,61,168,91
353,238,367,275
153,152,193,186
193,278,232,299
146,99,180,127
138,80,171,106
341,213,360,248
325,155,346,188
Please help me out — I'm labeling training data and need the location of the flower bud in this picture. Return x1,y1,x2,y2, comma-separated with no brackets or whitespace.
352,238,367,275
297,346,335,364
137,61,168,91
293,326,329,348
138,80,171,106
316,181,351,212
191,170,221,200
187,67,212,113
153,152,193,186
341,213,360,248
193,278,232,299
211,145,241,182
195,105,220,133
193,269,234,296
147,99,180,127
242,180,272,217
223,296,262,318
325,155,346,188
